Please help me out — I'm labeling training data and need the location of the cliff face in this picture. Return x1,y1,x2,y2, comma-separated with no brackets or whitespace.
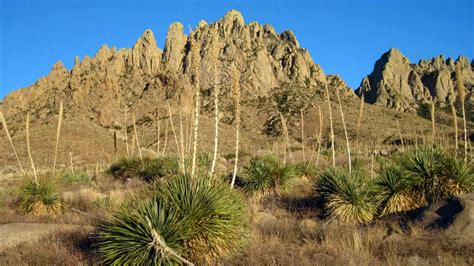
0,10,340,129
357,48,473,112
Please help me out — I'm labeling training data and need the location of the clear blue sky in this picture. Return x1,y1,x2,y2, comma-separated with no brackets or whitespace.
1,0,473,100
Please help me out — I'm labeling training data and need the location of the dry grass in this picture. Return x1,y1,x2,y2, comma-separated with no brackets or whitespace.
0,228,98,265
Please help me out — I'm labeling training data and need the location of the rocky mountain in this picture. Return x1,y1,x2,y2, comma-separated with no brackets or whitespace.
0,10,348,130
357,48,473,112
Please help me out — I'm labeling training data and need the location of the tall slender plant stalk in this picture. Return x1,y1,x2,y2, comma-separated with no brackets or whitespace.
300,109,306,163
156,111,161,157
162,119,168,156
168,103,184,172
324,83,336,167
307,106,323,168
178,110,185,172
0,111,24,174
69,151,74,172
113,130,118,161
210,67,220,177
25,113,38,185
124,111,130,159
230,64,241,189
52,101,63,173
132,113,143,163
455,63,468,160
396,119,405,151
336,89,352,174
190,41,201,179
356,82,367,150
430,99,436,145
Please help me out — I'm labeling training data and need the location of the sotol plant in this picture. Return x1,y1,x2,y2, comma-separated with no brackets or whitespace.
98,174,249,265
239,155,298,196
17,179,62,216
314,168,376,224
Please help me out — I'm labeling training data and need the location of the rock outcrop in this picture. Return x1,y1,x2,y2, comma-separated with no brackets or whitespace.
417,193,474,242
357,48,473,112
0,9,333,128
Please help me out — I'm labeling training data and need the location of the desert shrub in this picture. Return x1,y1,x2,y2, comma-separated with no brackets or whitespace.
373,165,422,215
314,168,376,224
98,174,249,264
17,179,62,216
108,156,179,182
374,147,474,215
398,147,445,203
61,171,91,184
295,162,319,178
239,155,298,196
441,156,474,195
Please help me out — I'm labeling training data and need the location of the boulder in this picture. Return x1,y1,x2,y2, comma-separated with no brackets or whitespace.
417,193,474,241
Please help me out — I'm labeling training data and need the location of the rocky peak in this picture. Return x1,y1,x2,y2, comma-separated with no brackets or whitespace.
163,22,187,72
357,48,473,112
129,29,162,74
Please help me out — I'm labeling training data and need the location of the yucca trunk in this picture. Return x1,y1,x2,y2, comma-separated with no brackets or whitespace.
0,111,25,174
52,101,63,173
25,113,38,185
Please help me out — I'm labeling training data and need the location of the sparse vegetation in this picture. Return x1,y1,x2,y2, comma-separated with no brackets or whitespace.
314,167,376,224
17,179,63,216
238,155,298,196
98,174,249,264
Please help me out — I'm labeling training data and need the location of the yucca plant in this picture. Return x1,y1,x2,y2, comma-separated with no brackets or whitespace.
373,165,421,215
98,174,249,265
314,168,376,224
239,155,297,196
441,157,474,195
108,156,180,182
17,179,62,216
397,147,445,204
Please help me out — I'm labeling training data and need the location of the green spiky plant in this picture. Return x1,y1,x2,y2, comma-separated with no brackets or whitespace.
373,165,421,215
314,168,376,224
108,156,180,182
98,174,249,265
17,179,62,216
397,147,446,204
239,155,297,196
440,156,474,195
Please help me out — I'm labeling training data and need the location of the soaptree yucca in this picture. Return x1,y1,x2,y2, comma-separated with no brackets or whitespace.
314,168,376,224
17,179,62,216
98,174,249,265
239,155,297,196
373,165,421,215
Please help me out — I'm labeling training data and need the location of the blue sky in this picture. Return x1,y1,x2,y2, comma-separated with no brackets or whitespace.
0,0,473,100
